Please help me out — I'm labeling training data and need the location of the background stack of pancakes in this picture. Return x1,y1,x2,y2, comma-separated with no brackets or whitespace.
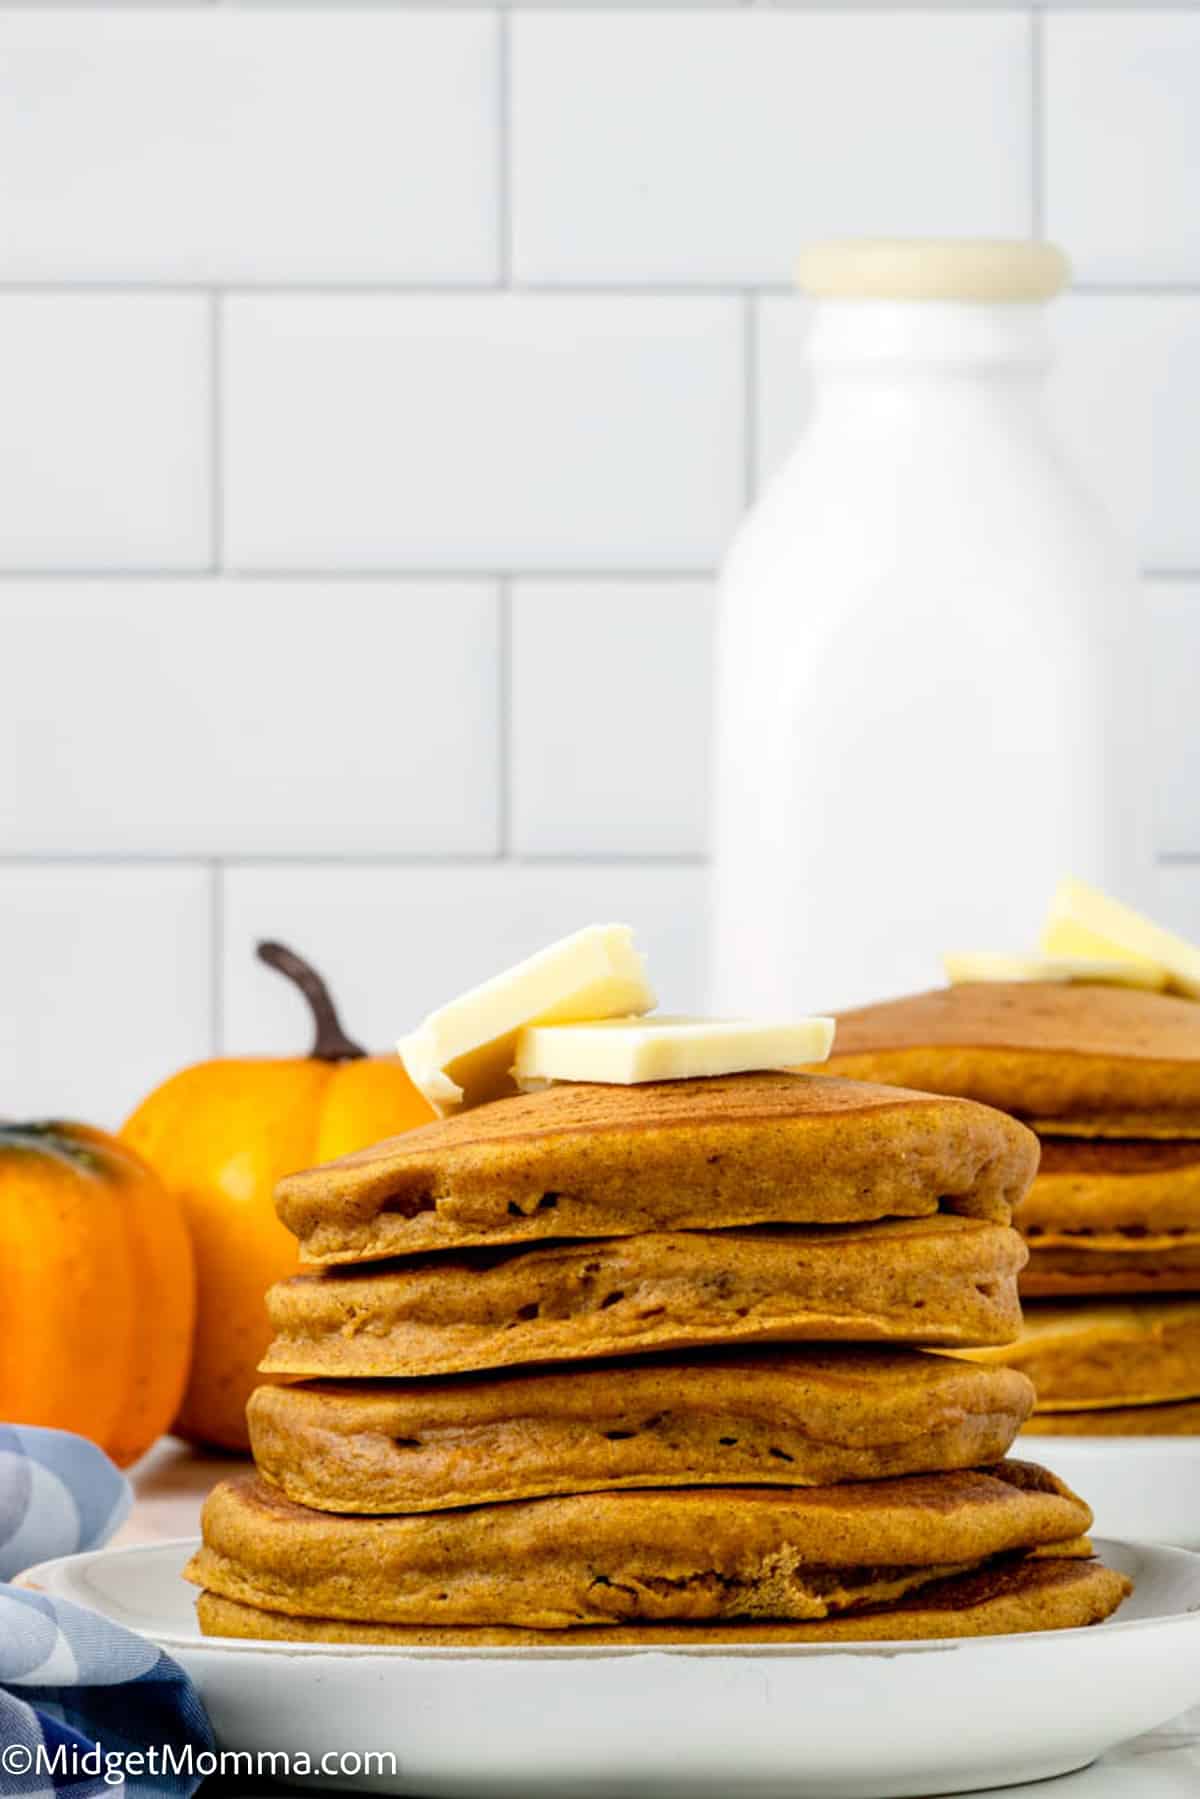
821,983,1200,1435
186,1071,1128,1642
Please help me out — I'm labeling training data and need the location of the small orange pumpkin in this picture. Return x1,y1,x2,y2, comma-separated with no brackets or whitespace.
0,1121,195,1467
122,943,434,1451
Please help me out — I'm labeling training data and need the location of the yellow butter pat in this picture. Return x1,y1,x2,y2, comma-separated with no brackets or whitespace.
398,924,656,1115
943,950,1167,992
1040,878,1198,1000
513,1014,835,1089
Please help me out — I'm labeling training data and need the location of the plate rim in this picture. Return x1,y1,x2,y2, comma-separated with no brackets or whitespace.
20,1534,1200,1664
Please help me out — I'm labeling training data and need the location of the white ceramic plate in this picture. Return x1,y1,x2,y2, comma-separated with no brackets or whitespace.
21,1537,1200,1799
1017,1435,1200,1549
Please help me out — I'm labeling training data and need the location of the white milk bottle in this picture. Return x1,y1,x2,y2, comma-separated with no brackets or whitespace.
709,240,1142,1012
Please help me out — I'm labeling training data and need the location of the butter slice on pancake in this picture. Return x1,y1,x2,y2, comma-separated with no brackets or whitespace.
273,1072,1036,1265
197,1555,1129,1645
186,1463,1092,1630
814,984,1200,1136
247,1348,1035,1514
261,1216,1027,1380
957,1298,1200,1410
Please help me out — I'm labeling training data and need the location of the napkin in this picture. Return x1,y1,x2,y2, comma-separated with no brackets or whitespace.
0,1427,214,1799
0,1427,131,1582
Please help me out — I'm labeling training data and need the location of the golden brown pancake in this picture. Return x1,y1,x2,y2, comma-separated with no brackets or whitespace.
1023,1139,1200,1234
196,1555,1129,1645
247,1348,1035,1513
1021,1243,1200,1299
812,984,1200,1136
261,1217,1027,1380
1016,1139,1200,1295
1023,1397,1200,1436
274,1072,1035,1263
186,1463,1092,1629
956,1297,1200,1409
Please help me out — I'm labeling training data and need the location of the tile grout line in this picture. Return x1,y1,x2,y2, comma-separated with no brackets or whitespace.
0,567,723,583
1030,6,1045,239
208,860,225,1057
210,291,224,573
0,565,1196,585
742,293,759,508
0,280,1197,298
0,852,713,870
7,849,1198,870
497,578,513,860
497,8,513,287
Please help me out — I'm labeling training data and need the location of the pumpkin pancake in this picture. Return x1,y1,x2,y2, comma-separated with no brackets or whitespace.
957,1298,1200,1410
811,984,1200,1136
1023,1397,1200,1436
1017,1139,1200,1296
186,1463,1092,1629
1021,1242,1200,1299
261,1216,1026,1380
273,1072,1035,1264
247,1348,1035,1513
1023,1139,1200,1234
196,1555,1129,1644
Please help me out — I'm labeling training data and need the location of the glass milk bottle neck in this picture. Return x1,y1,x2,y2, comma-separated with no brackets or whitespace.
806,299,1051,387
794,239,1067,415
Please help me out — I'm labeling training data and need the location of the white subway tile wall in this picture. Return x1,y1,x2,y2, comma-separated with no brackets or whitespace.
510,580,713,857
0,13,498,282
0,295,210,570
0,866,213,1124
223,294,744,569
3,3,1198,1127
220,863,707,1056
512,12,1032,283
2,580,500,856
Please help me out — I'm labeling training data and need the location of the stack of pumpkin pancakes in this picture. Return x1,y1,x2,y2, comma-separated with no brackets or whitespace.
186,1072,1130,1643
819,983,1200,1435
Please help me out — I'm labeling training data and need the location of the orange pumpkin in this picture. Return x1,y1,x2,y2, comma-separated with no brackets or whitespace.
0,1121,195,1466
123,943,434,1451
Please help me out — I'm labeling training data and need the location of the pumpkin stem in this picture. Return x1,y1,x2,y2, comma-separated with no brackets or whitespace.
256,942,367,1063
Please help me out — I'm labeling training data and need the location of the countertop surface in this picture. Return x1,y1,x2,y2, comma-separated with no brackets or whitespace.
127,1441,1200,1799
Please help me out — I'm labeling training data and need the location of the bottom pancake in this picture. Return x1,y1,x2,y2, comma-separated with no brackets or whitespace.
196,1556,1130,1645
957,1298,1200,1409
1023,1397,1200,1437
186,1464,1092,1630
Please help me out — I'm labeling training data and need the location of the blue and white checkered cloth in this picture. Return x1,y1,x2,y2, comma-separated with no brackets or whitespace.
0,1427,214,1799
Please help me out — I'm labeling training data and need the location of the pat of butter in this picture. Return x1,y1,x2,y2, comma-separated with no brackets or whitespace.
513,1014,835,1089
398,924,655,1114
1040,878,1199,1000
943,950,1168,992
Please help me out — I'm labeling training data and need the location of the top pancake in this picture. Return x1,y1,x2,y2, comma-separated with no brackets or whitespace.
815,984,1200,1135
275,1071,1036,1263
